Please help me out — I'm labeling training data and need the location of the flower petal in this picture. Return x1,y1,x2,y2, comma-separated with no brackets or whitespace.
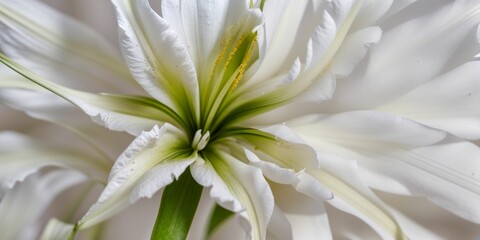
197,149,274,240
233,126,319,172
271,182,332,240
111,0,199,119
330,26,382,78
265,206,293,240
0,0,137,93
355,142,480,223
0,170,86,240
292,110,446,146
40,219,75,240
77,124,196,230
0,131,108,200
293,111,480,223
327,0,480,111
378,62,480,140
161,0,261,72
310,156,407,240
0,56,180,135
232,0,361,119
191,157,242,212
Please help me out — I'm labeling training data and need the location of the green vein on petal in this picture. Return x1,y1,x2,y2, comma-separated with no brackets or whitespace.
310,169,407,240
204,149,273,240
0,53,185,129
217,1,362,126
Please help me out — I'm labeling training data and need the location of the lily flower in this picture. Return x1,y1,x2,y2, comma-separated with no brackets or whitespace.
1,0,480,239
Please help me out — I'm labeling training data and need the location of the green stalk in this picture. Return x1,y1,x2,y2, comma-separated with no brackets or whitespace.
151,168,203,240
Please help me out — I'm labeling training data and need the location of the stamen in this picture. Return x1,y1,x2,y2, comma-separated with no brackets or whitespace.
191,129,210,151
229,36,257,93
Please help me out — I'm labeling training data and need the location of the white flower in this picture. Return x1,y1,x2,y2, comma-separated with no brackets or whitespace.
1,0,480,239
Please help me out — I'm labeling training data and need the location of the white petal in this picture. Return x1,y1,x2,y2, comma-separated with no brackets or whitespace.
327,1,480,111
236,127,319,172
351,0,392,30
330,27,382,78
0,170,86,240
355,141,480,223
244,149,298,185
378,62,480,140
242,0,361,108
295,111,480,223
111,0,199,114
0,58,172,135
271,182,332,240
40,219,75,240
0,0,137,93
265,206,293,240
380,0,417,20
292,110,446,146
0,131,108,200
199,150,274,240
191,157,242,212
77,124,195,229
161,0,261,72
309,156,407,240
252,0,311,81
293,172,332,200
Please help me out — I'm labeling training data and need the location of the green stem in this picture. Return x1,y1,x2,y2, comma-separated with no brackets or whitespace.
151,168,203,240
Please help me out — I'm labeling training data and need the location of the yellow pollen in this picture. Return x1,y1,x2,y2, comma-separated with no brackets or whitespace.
224,33,248,70
229,36,256,93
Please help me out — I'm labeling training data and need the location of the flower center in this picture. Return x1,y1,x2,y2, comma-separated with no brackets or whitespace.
191,129,210,151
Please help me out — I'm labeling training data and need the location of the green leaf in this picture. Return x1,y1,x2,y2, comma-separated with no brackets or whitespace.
207,204,234,236
151,168,203,240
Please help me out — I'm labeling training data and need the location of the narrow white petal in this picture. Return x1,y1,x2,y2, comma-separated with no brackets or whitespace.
236,127,319,172
0,170,86,240
111,0,199,115
292,110,446,146
0,0,136,93
355,142,480,223
244,149,298,185
0,131,108,200
78,124,195,229
330,27,382,77
0,57,174,135
40,219,75,240
310,156,407,240
191,157,242,212
199,150,274,240
351,0,392,30
265,206,293,240
378,62,480,140
161,0,261,74
271,182,332,240
293,172,332,200
295,111,480,223
328,0,480,111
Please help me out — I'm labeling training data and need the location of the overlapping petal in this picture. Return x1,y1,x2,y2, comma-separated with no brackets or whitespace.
0,131,108,200
378,62,480,140
292,111,480,224
325,0,480,112
111,0,200,122
0,57,180,135
0,0,137,93
0,170,86,240
77,124,196,230
193,149,273,240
